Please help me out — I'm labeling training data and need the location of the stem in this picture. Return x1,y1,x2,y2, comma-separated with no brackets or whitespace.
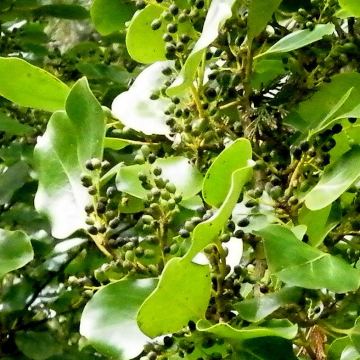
91,234,113,258
191,84,205,119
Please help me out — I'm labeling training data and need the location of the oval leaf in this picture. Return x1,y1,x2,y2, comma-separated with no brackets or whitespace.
116,156,203,200
35,78,105,239
80,279,157,359
0,229,34,279
247,0,282,41
255,24,335,58
305,146,360,211
256,225,360,293
339,0,360,17
235,286,302,322
91,0,135,35
203,138,252,208
112,61,173,135
137,258,211,338
0,57,69,112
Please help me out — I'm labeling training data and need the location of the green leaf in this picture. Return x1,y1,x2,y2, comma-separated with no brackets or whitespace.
339,0,360,17
65,77,105,163
350,317,360,354
256,224,360,293
112,61,173,135
91,0,135,35
35,78,105,239
298,203,341,246
186,166,253,260
305,147,360,211
328,337,355,360
137,258,211,337
104,138,150,151
255,24,335,58
197,319,298,340
285,72,360,132
0,57,69,112
167,0,235,96
126,6,191,64
0,162,29,205
203,138,252,208
0,229,33,279
33,4,90,20
247,0,282,41
251,58,288,90
235,286,303,322
15,331,61,360
0,111,32,136
116,156,203,200
236,337,299,360
80,278,157,359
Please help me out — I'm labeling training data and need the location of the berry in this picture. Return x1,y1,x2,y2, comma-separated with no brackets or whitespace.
169,4,179,15
151,19,162,30
237,218,250,227
167,23,178,33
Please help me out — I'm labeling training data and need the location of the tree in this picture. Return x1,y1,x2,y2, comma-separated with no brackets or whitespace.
2,0,360,359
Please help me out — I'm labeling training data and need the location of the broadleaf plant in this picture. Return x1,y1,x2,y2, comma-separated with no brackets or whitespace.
3,1,360,360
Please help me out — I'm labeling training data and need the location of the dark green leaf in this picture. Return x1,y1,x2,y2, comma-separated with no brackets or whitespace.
33,4,90,20
255,24,335,58
235,286,303,322
0,162,29,205
0,229,33,279
247,0,282,41
256,224,360,293
15,331,61,360
91,0,135,35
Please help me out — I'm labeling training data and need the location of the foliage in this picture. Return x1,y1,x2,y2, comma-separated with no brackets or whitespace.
4,0,360,360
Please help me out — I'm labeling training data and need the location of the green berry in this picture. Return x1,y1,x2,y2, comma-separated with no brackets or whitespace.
151,19,162,30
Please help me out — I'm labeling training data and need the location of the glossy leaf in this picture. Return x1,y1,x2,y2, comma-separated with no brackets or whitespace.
350,317,360,354
15,331,61,360
0,162,29,205
305,147,360,211
116,156,203,200
186,165,253,261
137,258,211,338
197,319,298,340
126,6,191,64
247,0,282,41
33,4,89,19
285,72,360,132
91,0,135,35
235,286,302,322
298,203,341,246
65,77,105,163
80,279,157,359
328,337,355,360
255,24,335,58
104,138,150,151
339,0,360,17
203,138,252,208
112,61,173,135
0,229,34,279
35,79,105,239
256,225,360,293
0,57,69,112
167,0,235,96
